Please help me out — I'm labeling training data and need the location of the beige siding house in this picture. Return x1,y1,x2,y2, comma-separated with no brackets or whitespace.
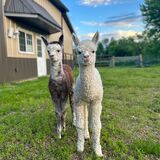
0,0,75,83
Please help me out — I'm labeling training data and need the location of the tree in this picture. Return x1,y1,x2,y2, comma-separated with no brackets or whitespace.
101,38,109,56
96,42,105,57
102,38,109,48
141,39,160,57
141,0,160,39
136,32,160,57
107,37,140,57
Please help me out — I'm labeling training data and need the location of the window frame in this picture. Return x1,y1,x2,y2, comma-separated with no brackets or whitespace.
36,37,43,58
18,29,34,54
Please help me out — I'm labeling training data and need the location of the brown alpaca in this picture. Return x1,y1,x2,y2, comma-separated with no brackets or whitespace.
42,35,75,138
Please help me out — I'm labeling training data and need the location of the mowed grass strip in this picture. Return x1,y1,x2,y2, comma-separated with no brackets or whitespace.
0,66,160,160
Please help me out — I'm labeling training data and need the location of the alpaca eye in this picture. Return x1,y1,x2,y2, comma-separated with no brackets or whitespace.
57,50,60,53
78,51,82,55
92,51,95,54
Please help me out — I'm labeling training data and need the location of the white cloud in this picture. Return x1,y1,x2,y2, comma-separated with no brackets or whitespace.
81,21,104,26
80,33,96,40
81,20,137,28
81,0,111,6
80,15,142,28
101,30,142,40
80,0,128,7
79,30,142,40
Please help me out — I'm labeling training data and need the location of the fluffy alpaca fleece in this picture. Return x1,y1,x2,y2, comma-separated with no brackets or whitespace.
74,32,103,157
42,35,75,139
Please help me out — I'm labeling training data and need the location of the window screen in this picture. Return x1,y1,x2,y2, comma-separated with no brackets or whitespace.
37,39,42,57
19,31,26,52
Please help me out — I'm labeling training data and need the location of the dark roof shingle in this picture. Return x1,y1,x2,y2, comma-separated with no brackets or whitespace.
4,0,61,34
4,0,75,34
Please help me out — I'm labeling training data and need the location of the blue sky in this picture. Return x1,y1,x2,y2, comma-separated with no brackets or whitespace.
62,0,145,40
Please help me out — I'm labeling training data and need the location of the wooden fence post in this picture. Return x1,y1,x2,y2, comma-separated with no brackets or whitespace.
112,56,115,67
139,54,143,67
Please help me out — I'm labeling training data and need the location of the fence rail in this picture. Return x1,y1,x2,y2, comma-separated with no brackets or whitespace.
96,55,143,67
63,53,74,68
74,54,160,67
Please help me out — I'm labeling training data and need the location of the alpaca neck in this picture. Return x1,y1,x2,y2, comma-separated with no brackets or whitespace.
79,64,95,82
50,60,64,81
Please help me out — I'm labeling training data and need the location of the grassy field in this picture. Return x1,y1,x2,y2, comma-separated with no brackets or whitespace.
0,66,160,160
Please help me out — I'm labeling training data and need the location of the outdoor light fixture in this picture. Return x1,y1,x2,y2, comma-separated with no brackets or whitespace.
7,28,19,38
7,28,14,38
13,29,19,39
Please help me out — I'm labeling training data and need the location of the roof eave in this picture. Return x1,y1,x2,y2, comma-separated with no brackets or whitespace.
5,13,38,18
5,13,62,34
50,0,69,12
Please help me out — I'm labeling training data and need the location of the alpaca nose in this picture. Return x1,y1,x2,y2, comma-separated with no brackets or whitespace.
50,54,54,59
84,53,89,58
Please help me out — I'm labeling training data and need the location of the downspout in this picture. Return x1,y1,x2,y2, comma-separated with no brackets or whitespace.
61,12,65,62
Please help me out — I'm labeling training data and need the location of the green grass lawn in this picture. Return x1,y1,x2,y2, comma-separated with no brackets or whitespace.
0,66,160,160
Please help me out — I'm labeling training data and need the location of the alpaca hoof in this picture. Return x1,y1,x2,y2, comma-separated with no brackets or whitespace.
77,147,84,153
73,120,76,127
94,145,103,157
85,132,90,139
73,117,77,126
63,125,66,132
77,142,84,153
58,134,61,139
96,151,103,157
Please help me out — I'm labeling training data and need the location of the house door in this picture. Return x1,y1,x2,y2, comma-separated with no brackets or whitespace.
36,38,47,77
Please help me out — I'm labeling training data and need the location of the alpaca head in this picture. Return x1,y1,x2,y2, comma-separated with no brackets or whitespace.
42,35,63,63
74,32,99,66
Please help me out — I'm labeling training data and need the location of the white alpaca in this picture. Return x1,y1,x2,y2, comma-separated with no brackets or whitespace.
74,32,103,157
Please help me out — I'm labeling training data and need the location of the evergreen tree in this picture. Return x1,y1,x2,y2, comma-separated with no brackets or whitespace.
141,0,160,39
96,42,105,57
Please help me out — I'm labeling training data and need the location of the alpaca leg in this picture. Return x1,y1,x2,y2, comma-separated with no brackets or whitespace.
84,105,90,139
55,101,62,139
56,112,62,139
90,101,103,157
55,100,67,139
69,88,76,126
61,100,67,132
75,103,85,152
61,111,66,132
73,111,76,126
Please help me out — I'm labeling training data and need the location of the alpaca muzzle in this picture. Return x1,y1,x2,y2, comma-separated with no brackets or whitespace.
83,54,90,62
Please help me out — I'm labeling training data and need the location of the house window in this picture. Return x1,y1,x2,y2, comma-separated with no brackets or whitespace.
19,31,26,52
37,39,42,57
26,34,33,52
19,31,33,53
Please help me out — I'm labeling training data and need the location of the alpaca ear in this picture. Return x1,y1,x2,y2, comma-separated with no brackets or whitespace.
59,35,64,46
73,34,80,46
92,31,99,44
41,36,48,46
